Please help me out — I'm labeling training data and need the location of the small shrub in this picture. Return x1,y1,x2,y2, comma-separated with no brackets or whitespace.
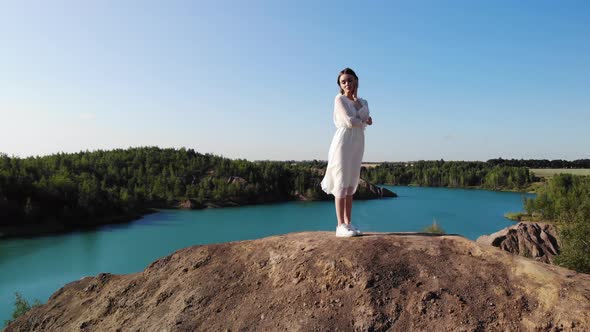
4,292,42,327
423,218,446,235
504,212,525,221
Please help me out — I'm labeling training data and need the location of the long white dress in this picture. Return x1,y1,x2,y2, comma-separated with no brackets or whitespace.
321,94,370,198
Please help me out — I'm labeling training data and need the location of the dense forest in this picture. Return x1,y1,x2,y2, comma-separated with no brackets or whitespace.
0,147,586,236
523,174,590,273
362,160,534,190
0,147,332,234
486,158,590,169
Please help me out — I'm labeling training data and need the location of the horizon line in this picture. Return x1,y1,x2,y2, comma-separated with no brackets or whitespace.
1,146,588,164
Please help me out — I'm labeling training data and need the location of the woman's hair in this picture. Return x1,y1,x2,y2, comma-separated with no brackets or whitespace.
337,67,359,94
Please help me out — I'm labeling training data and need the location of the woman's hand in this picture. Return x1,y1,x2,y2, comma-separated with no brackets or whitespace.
352,83,364,110
353,82,371,125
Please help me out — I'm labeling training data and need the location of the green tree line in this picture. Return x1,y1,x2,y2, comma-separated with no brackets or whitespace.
486,158,590,168
0,147,334,232
1,148,546,235
362,160,534,190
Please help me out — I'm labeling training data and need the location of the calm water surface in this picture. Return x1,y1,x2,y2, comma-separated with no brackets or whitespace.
0,186,532,323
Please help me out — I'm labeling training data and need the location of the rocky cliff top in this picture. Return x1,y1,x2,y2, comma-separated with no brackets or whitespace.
7,232,590,331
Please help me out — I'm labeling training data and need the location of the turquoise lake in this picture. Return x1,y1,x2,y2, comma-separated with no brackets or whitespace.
0,186,532,324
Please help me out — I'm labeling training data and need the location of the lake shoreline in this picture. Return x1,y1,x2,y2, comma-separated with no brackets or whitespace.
0,183,531,240
391,183,535,194
0,207,159,240
0,180,398,240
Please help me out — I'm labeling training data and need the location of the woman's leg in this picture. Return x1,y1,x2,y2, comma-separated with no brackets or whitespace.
344,194,353,224
335,196,346,226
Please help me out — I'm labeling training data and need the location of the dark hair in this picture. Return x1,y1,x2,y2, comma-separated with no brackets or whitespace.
337,67,359,94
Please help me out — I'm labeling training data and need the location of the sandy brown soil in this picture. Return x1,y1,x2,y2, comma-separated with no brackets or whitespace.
6,232,590,331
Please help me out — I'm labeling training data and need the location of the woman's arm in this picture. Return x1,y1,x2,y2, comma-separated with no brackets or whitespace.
357,99,370,121
335,96,365,128
351,85,371,125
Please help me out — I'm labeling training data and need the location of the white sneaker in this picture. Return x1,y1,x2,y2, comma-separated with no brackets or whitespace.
336,224,356,237
349,223,362,236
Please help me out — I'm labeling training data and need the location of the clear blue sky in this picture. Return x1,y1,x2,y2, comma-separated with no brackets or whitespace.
1,0,589,161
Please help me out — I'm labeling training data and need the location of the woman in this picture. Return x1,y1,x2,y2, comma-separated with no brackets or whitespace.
321,68,373,237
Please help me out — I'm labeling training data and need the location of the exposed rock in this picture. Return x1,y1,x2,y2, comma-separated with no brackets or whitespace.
7,232,589,331
178,198,200,209
227,176,248,186
354,178,397,199
477,222,560,264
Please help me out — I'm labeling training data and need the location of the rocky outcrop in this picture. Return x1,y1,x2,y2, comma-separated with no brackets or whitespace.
227,176,247,185
477,222,560,264
7,232,590,331
178,199,201,209
354,179,397,199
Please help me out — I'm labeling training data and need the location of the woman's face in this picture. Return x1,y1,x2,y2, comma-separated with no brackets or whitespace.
339,74,357,94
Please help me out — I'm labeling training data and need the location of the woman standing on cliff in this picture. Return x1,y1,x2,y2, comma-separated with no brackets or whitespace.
321,68,373,237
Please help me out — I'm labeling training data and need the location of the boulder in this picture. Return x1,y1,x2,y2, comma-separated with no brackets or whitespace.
477,222,560,264
227,176,248,186
178,199,198,209
354,179,397,199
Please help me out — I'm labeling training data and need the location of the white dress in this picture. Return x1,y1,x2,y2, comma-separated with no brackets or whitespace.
321,94,370,198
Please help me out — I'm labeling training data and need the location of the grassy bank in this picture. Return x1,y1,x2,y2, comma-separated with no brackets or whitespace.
530,168,590,179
